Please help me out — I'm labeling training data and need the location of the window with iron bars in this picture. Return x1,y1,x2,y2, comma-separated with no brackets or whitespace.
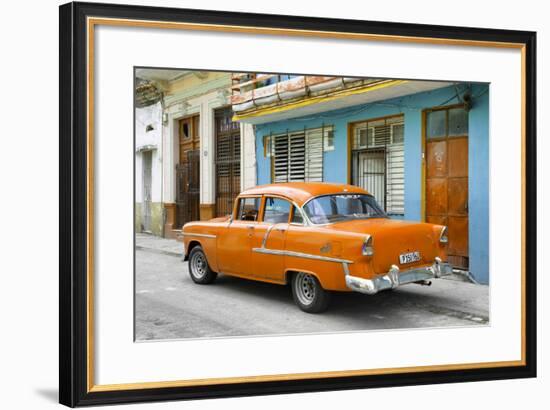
264,126,334,183
350,115,404,215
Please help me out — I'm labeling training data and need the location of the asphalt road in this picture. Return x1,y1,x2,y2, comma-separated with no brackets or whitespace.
135,248,489,341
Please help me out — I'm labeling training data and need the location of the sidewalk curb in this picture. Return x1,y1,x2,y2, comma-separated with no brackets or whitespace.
136,245,183,258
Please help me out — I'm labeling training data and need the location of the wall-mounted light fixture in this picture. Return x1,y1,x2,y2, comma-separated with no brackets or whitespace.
463,93,472,111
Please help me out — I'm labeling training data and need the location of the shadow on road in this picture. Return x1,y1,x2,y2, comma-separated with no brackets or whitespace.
211,274,435,311
209,273,487,321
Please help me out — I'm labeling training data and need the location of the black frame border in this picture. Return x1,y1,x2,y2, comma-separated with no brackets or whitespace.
59,2,537,407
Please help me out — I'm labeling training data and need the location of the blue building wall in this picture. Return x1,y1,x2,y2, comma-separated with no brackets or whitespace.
254,84,489,283
468,84,490,285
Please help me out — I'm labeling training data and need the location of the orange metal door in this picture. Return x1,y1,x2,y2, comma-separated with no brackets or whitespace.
216,221,255,275
251,223,287,282
426,136,469,269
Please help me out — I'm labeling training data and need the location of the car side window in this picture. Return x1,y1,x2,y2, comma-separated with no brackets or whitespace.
263,197,291,224
291,206,304,225
237,197,261,221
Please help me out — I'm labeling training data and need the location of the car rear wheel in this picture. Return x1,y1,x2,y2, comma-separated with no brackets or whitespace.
188,246,217,284
291,272,331,313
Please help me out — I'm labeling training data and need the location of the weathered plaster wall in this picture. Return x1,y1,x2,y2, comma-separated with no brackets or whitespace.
135,101,163,235
149,203,164,236
135,101,163,203
165,71,230,103
135,203,142,233
241,123,257,190
134,202,163,236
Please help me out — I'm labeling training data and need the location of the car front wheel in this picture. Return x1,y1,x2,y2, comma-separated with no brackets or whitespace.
291,272,331,313
188,245,217,284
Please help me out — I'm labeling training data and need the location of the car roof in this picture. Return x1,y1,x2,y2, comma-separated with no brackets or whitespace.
239,182,370,206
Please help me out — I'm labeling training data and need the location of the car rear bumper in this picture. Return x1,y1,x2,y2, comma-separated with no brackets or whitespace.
344,257,453,295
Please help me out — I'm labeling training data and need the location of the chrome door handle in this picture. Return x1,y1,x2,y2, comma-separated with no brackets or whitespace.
246,225,255,237
275,227,287,232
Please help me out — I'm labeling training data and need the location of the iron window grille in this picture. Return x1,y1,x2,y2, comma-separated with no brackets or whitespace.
351,115,405,215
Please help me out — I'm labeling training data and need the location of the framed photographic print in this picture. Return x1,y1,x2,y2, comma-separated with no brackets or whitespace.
59,1,537,407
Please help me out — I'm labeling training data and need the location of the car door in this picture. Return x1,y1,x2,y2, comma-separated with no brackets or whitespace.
216,196,261,276
250,196,291,283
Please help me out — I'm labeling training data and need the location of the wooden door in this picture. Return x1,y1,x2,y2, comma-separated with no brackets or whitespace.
176,150,200,226
176,115,200,227
178,115,200,160
425,107,469,269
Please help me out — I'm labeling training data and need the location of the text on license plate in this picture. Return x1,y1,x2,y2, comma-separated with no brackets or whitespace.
399,251,421,264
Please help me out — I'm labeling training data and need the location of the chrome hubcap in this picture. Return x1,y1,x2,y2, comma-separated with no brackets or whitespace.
191,252,207,279
294,272,316,305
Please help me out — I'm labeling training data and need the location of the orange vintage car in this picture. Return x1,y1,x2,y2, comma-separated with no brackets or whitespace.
182,182,452,313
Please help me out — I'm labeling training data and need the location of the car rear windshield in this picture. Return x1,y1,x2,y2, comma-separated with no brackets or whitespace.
303,194,387,224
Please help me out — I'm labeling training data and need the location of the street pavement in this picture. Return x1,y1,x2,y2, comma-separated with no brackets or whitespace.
135,233,489,341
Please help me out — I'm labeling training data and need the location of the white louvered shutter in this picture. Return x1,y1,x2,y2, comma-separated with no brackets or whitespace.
288,132,306,181
273,134,289,183
271,127,327,183
305,128,323,181
386,143,404,214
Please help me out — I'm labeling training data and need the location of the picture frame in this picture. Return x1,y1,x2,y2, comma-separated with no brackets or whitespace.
59,1,537,407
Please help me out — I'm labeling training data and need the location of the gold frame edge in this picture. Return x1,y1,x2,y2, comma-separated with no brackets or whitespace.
85,16,528,393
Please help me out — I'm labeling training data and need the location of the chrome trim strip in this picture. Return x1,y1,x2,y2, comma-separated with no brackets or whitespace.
292,202,309,226
181,233,217,239
261,224,277,248
252,247,353,264
342,262,350,276
439,226,448,243
260,223,290,247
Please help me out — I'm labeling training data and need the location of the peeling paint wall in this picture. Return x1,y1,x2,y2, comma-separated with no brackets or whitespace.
135,203,142,233
134,202,163,236
166,72,229,101
241,123,257,190
135,101,163,235
149,203,164,236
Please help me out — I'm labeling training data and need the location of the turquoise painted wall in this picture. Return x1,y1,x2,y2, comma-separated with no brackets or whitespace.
468,84,490,285
254,84,489,283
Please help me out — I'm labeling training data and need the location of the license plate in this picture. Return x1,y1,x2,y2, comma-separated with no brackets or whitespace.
399,251,421,264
